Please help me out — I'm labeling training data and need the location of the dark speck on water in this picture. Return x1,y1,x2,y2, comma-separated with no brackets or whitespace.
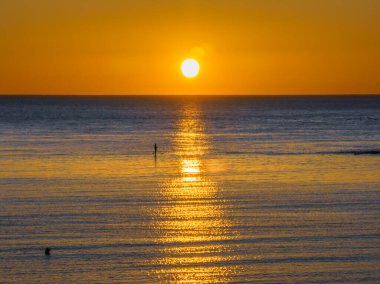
45,248,51,256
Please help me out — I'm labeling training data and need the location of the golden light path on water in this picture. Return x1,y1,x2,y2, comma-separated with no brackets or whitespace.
151,104,239,283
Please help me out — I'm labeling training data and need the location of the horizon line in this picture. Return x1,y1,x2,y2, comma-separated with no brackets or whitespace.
0,94,379,97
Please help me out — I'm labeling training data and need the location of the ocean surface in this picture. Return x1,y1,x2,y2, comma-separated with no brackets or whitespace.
0,95,379,283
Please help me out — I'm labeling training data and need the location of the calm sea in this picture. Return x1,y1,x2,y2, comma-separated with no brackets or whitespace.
0,95,379,283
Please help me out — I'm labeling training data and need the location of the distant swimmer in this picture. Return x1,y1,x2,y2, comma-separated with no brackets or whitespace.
45,247,51,256
154,144,157,156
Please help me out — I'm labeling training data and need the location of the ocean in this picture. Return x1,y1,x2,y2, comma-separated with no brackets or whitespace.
0,95,379,283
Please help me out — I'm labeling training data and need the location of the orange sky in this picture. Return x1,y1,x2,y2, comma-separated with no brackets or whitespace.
0,0,379,95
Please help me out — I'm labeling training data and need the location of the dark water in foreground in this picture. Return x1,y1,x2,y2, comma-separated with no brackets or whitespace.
0,95,379,283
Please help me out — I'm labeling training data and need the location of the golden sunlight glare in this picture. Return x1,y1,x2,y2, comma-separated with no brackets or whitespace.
181,58,200,78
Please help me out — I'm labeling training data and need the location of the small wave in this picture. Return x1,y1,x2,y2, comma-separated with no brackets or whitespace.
324,150,380,156
224,149,380,156
352,150,380,155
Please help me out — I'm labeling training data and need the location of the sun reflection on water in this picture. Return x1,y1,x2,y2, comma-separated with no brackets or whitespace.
152,104,239,283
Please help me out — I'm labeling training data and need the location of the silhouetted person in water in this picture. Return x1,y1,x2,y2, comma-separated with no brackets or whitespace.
154,144,157,157
45,247,51,256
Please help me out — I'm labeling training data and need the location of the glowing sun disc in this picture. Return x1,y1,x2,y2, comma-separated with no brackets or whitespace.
181,59,200,78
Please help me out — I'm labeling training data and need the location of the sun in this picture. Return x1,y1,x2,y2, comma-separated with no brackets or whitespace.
181,58,200,78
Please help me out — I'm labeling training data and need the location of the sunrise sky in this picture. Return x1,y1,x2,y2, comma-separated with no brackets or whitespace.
0,0,379,95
